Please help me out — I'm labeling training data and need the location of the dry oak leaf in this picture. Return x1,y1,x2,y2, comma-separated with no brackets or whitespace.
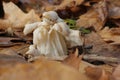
0,43,29,58
108,2,120,19
99,27,120,45
108,0,120,8
0,2,40,29
56,0,84,9
0,57,91,80
76,0,108,31
85,66,110,80
19,0,84,15
112,64,120,80
93,0,108,23
79,60,95,74
0,54,26,65
83,0,102,6
63,49,82,70
0,37,24,47
85,31,120,58
63,48,94,80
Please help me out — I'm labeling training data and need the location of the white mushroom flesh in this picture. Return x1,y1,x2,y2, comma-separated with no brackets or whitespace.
23,11,83,59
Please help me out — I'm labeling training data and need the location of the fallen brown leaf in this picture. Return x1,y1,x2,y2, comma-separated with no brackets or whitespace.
85,66,110,80
57,0,84,9
108,0,120,6
99,70,110,80
79,60,95,74
76,9,100,30
0,2,40,30
0,54,26,65
112,64,120,80
83,0,102,7
0,57,91,80
13,28,33,41
93,0,108,24
98,65,113,74
76,0,108,31
56,0,87,19
99,27,120,45
85,31,120,59
0,37,24,47
0,42,29,59
108,2,120,19
63,49,82,70
3,0,19,3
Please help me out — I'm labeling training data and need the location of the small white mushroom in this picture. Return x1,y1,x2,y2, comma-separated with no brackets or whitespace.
23,11,83,59
26,26,67,58
68,29,83,47
23,22,40,35
53,22,83,48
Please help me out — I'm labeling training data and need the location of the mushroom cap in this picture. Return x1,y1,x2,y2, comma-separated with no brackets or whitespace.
43,11,63,22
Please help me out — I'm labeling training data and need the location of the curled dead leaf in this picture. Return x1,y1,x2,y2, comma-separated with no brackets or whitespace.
0,37,25,47
0,57,91,80
0,2,40,30
76,0,108,31
63,49,82,70
99,27,120,45
85,66,110,80
108,6,120,19
108,0,120,6
57,0,84,9
112,64,120,80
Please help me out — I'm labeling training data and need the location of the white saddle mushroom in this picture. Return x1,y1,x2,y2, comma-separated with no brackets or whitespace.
23,11,83,59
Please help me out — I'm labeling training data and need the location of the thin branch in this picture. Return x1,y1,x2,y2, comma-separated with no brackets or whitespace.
83,54,120,63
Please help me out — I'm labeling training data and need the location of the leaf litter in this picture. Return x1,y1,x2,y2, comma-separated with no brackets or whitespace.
0,0,120,80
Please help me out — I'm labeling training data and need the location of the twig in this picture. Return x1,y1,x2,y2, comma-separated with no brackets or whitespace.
83,54,120,63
